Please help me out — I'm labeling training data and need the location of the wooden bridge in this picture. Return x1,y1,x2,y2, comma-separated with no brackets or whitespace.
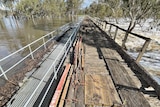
1,17,160,107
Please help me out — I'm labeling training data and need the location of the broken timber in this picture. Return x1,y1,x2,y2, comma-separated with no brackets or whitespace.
46,17,160,107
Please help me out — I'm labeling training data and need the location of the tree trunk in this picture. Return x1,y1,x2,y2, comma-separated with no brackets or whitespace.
122,19,136,49
112,9,118,24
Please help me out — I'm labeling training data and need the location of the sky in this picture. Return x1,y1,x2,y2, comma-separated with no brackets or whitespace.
82,0,98,8
0,0,97,10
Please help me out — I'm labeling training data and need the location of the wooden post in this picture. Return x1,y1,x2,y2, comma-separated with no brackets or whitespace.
114,27,118,40
100,21,102,28
109,25,112,37
101,21,103,29
105,22,107,31
97,20,99,26
103,21,105,30
136,39,151,62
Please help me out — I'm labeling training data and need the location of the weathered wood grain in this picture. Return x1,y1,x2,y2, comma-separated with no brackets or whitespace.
101,48,150,107
85,74,121,106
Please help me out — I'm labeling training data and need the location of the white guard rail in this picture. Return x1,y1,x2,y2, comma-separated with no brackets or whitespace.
0,23,71,80
24,20,82,107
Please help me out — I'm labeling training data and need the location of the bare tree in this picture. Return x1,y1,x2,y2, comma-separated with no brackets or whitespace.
66,0,83,19
103,0,122,23
121,0,160,48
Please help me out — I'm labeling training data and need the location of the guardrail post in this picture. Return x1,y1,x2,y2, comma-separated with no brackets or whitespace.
66,42,68,52
70,38,72,47
0,66,8,80
43,37,47,49
29,45,34,59
136,39,151,62
114,27,118,40
54,65,57,79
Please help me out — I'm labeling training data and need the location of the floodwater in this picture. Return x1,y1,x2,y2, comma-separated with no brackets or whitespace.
0,16,71,59
0,16,72,85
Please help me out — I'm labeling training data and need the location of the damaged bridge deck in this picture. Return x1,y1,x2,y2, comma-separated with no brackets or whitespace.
61,18,160,107
3,17,160,107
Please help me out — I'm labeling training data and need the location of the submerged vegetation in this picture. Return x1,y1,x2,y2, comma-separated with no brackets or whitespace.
0,0,83,19
0,0,160,31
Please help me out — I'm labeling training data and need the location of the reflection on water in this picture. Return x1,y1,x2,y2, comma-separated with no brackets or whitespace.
0,16,71,59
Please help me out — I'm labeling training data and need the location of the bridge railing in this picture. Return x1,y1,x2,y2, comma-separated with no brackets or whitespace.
24,20,82,107
93,18,151,62
0,23,71,80
89,17,160,98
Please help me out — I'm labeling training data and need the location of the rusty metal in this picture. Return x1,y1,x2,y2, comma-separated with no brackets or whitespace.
49,64,71,107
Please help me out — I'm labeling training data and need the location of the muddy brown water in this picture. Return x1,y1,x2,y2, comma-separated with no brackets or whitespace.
0,16,71,59
0,16,72,85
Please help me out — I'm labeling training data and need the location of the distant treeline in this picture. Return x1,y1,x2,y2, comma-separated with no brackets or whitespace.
1,0,160,31
0,0,83,19
82,0,160,32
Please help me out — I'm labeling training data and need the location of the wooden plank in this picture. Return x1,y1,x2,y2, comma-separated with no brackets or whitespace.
74,41,79,68
81,44,85,69
49,64,71,107
99,24,160,98
85,74,121,106
100,48,123,62
101,48,151,107
64,71,76,107
119,89,150,107
78,37,82,69
59,66,74,107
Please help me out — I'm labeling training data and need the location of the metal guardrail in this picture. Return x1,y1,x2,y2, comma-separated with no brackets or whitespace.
0,23,71,80
92,18,151,62
24,20,82,107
